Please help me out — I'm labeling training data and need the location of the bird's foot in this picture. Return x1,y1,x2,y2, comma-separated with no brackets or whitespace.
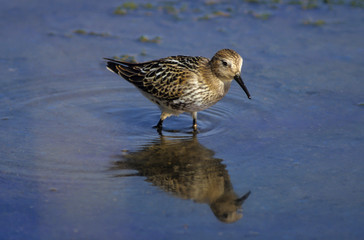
153,119,164,135
153,125,163,135
192,124,199,134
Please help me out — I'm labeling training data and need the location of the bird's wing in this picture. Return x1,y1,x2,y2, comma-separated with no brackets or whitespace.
105,56,207,101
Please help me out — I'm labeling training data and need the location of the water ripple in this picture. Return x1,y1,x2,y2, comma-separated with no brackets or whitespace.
2,81,250,184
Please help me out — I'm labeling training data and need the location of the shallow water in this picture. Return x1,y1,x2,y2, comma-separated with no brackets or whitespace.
1,0,364,239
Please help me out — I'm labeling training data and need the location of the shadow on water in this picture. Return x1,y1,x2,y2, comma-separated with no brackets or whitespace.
110,134,251,223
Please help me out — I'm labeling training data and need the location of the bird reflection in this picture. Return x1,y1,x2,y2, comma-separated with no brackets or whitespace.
110,135,251,223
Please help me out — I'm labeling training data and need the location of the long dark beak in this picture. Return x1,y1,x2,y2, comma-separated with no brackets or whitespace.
234,75,251,99
235,190,251,206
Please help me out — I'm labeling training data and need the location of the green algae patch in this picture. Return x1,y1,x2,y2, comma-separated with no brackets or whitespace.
114,2,138,15
350,0,364,8
122,2,138,10
246,10,272,20
197,11,231,21
138,35,162,44
114,7,127,15
73,29,110,37
112,55,137,63
303,19,326,26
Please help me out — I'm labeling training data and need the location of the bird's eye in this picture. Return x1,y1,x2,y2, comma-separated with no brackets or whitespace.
221,60,228,66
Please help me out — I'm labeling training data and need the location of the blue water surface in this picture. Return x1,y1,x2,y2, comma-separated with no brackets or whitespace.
1,0,363,239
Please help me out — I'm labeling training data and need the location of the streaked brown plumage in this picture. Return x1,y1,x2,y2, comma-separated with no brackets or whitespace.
104,49,251,132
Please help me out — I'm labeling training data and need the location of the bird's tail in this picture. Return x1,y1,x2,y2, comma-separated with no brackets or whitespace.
103,58,146,87
104,58,126,75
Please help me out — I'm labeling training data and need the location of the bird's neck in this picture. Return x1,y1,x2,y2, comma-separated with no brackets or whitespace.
223,81,232,95
201,63,232,97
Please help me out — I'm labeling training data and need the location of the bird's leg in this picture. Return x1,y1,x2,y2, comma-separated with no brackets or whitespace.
192,112,198,131
155,119,163,133
154,112,170,133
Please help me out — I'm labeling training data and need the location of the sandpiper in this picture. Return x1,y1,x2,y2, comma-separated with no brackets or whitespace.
104,49,251,132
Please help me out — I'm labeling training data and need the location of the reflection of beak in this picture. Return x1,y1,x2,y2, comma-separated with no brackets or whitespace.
235,190,251,206
234,75,251,99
